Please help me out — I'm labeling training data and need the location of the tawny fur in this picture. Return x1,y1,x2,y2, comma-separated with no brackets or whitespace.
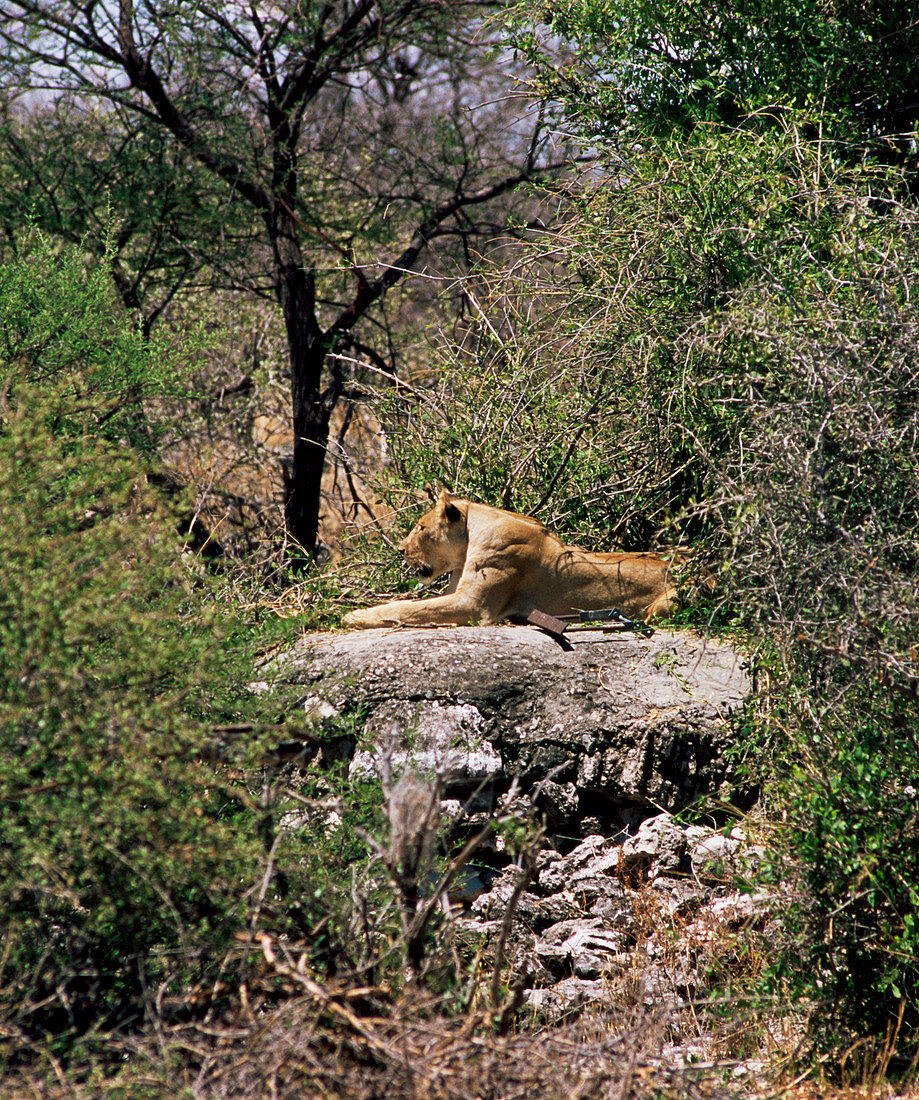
343,490,679,629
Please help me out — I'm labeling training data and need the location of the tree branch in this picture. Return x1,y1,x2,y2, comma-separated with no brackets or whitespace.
327,161,573,337
2,0,273,215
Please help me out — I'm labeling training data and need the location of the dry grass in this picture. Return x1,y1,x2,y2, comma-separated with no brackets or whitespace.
3,868,915,1100
4,992,740,1100
7,994,919,1100
184,1004,729,1100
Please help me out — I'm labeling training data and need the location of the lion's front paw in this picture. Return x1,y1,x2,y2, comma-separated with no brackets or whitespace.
342,607,390,629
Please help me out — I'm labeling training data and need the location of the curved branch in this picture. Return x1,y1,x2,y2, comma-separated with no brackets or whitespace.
327,160,573,337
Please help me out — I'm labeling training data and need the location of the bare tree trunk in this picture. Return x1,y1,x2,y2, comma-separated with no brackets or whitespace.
273,208,328,560
287,357,329,560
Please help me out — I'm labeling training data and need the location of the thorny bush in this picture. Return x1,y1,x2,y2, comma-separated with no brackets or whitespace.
375,110,919,1065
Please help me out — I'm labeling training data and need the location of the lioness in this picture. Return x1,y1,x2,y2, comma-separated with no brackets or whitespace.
343,490,679,629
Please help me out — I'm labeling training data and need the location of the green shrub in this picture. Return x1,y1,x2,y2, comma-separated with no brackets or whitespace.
770,684,919,1066
0,234,305,1055
501,6,919,1067
376,338,628,548
0,407,265,1050
0,226,193,451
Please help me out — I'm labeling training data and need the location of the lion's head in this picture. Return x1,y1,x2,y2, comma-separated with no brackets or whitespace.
399,489,468,583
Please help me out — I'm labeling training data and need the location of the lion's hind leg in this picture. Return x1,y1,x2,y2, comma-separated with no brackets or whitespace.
643,588,677,623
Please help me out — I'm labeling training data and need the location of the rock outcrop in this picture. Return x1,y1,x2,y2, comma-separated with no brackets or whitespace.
267,624,750,827
265,623,765,1059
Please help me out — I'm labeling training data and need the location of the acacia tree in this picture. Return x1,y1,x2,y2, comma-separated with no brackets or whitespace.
0,0,561,556
0,98,244,337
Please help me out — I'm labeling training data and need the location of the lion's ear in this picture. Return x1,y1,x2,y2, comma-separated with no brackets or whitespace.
435,487,462,522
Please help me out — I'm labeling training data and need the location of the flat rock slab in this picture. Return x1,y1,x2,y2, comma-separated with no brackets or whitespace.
269,625,750,820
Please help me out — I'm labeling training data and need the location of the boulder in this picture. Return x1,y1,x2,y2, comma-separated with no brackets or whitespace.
621,813,689,874
268,624,750,825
